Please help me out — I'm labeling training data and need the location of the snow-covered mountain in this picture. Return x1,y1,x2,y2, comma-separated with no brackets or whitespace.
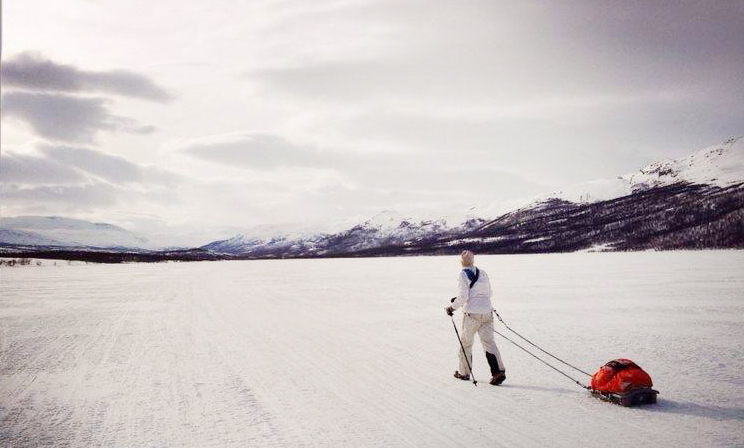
3,137,742,257
547,136,743,202
626,136,744,190
203,137,744,256
325,210,463,250
0,216,152,249
468,136,744,218
203,210,481,256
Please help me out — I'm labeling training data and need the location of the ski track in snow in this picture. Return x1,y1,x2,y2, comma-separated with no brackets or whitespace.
1,251,743,447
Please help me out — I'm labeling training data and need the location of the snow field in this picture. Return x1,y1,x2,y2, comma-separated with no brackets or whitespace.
1,251,743,447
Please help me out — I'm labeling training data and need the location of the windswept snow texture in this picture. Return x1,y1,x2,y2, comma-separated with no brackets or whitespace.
2,252,743,447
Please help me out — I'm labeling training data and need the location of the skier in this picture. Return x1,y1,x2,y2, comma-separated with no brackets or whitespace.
445,250,506,385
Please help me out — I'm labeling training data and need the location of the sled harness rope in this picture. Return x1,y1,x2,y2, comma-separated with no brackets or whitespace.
492,310,591,390
492,310,592,376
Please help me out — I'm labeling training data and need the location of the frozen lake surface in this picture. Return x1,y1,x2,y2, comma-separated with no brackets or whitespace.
1,251,743,447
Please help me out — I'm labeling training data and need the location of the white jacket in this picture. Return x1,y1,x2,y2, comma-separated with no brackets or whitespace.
451,267,493,314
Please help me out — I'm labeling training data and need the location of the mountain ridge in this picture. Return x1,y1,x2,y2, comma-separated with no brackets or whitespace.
0,216,152,250
2,137,742,258
202,137,743,256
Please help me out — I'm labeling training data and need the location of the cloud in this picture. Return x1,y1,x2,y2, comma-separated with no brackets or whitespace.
0,144,186,219
1,145,183,187
0,151,86,185
163,128,556,219
243,0,743,121
39,145,182,186
172,132,328,169
1,52,172,102
1,91,157,142
39,145,142,183
1,183,120,210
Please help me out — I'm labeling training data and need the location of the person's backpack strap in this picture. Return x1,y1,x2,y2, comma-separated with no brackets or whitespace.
463,268,480,288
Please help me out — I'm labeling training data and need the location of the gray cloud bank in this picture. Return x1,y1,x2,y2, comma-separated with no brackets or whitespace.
248,1,743,107
245,0,744,180
1,151,87,185
1,53,169,142
0,144,183,214
2,92,156,142
2,183,120,210
1,144,182,187
176,132,329,170
2,52,172,102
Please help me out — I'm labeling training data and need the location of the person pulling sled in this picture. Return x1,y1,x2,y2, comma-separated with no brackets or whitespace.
445,250,506,386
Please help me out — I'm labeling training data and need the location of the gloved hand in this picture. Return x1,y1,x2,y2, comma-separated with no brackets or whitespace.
445,306,454,316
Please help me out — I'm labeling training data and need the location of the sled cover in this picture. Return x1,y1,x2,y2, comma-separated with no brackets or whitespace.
591,359,653,394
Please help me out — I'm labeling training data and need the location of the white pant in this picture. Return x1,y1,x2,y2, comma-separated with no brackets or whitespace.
458,312,505,376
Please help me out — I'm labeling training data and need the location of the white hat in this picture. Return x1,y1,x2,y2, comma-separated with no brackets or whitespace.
460,250,474,266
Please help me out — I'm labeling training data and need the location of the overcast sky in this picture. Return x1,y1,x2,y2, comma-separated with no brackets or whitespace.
1,0,742,244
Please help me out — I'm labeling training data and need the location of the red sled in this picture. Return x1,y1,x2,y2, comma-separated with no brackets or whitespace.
590,359,658,407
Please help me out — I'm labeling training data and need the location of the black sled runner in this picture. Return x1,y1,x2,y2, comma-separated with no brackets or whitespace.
590,387,659,407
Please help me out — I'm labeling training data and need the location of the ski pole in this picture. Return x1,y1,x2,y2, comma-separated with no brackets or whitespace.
450,314,477,386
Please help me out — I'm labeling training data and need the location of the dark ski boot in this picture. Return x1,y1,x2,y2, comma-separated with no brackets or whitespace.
454,371,470,381
486,352,506,385
489,372,506,386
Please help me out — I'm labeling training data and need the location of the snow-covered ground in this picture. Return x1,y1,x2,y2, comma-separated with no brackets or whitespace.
1,251,743,447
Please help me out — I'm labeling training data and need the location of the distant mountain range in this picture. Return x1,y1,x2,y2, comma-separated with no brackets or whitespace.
0,216,152,249
2,137,743,261
201,136,744,257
